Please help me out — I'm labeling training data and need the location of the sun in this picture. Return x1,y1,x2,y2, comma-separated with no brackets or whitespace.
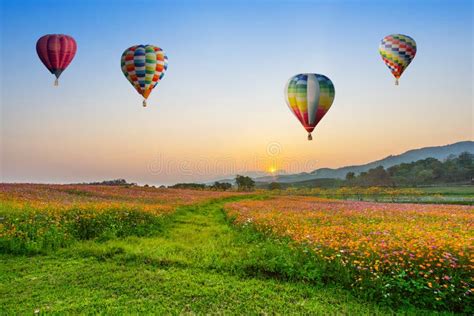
268,167,276,174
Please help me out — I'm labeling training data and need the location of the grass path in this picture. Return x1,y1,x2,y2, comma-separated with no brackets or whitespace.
0,196,428,314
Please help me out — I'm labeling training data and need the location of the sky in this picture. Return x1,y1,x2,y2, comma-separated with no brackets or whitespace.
1,0,473,185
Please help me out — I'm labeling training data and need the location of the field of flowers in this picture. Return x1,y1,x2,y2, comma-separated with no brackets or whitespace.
225,196,474,312
0,184,239,254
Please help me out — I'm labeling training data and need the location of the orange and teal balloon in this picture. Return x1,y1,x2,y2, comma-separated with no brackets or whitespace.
285,74,335,140
379,34,416,85
121,44,168,107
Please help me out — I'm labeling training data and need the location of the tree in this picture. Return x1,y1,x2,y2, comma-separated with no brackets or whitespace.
458,152,473,168
353,166,392,187
235,175,255,191
368,166,392,186
417,169,434,184
169,183,206,190
345,172,356,181
211,181,232,191
87,179,132,186
268,182,281,190
445,154,457,161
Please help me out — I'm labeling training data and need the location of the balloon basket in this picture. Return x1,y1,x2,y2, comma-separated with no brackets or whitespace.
395,78,399,86
54,78,59,86
307,133,313,141
143,100,147,107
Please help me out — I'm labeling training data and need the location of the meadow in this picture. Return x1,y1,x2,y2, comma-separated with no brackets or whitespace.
225,196,473,312
1,183,473,314
0,184,239,254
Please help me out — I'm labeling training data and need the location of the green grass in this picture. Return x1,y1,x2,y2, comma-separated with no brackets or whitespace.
0,196,454,314
345,186,472,205
395,186,473,205
418,186,474,196
275,185,474,205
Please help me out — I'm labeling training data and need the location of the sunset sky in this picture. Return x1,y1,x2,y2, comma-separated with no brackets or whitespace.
1,0,473,185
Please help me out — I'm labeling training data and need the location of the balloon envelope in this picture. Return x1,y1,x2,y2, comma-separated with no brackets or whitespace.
36,34,77,84
379,34,416,84
121,45,168,106
285,73,335,140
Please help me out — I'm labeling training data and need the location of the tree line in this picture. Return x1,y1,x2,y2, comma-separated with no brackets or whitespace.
169,175,255,191
345,152,473,187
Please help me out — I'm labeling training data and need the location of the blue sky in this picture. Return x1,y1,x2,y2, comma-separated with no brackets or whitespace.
1,0,472,185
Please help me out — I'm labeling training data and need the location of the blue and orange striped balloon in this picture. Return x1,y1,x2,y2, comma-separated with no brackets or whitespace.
121,45,168,107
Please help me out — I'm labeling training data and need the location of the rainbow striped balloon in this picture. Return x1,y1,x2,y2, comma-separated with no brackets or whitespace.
379,34,416,85
121,45,168,107
285,74,335,140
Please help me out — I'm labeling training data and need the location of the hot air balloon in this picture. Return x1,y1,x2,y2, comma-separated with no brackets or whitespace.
36,34,77,86
121,45,168,107
285,74,335,140
379,34,416,85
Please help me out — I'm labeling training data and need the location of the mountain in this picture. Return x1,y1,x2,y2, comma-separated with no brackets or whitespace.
254,141,474,183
